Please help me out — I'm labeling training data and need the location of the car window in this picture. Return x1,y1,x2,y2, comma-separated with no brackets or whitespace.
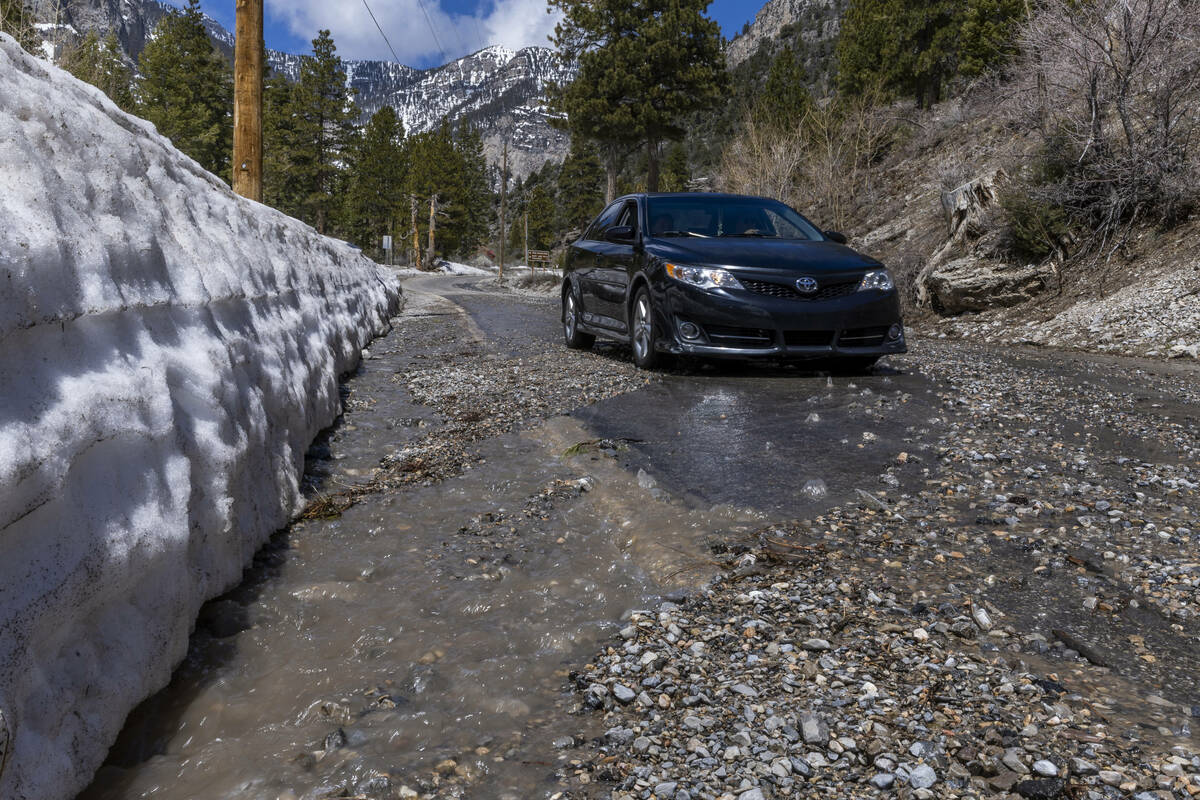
615,201,638,233
585,202,624,241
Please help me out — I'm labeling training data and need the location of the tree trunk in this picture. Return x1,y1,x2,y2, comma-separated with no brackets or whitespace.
605,158,618,203
645,139,660,193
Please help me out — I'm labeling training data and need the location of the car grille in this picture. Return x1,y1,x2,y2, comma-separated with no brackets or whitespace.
784,330,835,347
703,324,775,348
839,326,890,347
742,279,860,301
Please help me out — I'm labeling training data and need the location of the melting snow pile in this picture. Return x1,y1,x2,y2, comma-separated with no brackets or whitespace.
0,34,399,800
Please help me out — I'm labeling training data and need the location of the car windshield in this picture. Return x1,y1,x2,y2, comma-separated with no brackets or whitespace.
646,196,825,241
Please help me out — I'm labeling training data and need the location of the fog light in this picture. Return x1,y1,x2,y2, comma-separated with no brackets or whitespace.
887,324,904,341
679,321,702,340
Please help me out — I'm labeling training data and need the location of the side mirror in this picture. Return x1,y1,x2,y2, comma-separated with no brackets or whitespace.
605,225,636,244
824,231,848,244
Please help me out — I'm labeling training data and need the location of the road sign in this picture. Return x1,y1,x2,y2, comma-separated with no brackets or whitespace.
382,235,393,251
528,250,552,263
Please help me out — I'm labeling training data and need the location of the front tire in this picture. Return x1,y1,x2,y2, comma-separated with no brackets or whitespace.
630,287,663,370
563,291,595,350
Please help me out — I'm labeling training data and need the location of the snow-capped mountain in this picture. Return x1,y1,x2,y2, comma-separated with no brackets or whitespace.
28,0,571,174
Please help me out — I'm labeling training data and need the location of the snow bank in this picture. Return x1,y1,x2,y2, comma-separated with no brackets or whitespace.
0,34,400,800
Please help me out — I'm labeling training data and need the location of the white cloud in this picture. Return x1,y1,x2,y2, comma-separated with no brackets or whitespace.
266,0,562,66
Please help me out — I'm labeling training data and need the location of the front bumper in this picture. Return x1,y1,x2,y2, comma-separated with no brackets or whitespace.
661,282,907,359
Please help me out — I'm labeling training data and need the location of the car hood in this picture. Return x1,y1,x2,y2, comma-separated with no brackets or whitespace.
647,238,883,274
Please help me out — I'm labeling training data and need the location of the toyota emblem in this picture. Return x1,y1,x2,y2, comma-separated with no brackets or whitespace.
795,276,819,294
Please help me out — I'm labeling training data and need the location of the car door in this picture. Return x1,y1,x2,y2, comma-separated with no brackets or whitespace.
589,200,640,332
571,201,624,328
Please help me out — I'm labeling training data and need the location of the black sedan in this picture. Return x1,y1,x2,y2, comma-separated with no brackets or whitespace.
560,192,907,370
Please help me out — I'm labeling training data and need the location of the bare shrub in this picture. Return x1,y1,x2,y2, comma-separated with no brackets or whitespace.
1009,0,1200,252
720,86,895,231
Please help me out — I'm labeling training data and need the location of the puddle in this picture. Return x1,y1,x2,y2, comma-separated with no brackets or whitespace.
77,312,762,800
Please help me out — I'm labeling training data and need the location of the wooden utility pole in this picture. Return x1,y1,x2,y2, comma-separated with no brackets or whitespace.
232,0,263,201
524,210,529,272
499,140,508,279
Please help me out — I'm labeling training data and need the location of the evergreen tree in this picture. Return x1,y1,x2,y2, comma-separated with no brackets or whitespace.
291,29,358,234
342,106,406,255
837,0,962,108
548,0,725,196
62,31,135,111
137,0,233,177
556,139,605,232
660,142,690,192
958,0,1027,78
754,46,811,130
405,125,462,259
454,124,492,256
0,0,39,54
263,73,303,215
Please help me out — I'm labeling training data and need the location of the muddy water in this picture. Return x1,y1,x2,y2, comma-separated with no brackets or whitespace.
77,301,761,800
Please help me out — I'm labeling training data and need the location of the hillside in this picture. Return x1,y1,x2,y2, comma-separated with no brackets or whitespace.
844,97,1200,360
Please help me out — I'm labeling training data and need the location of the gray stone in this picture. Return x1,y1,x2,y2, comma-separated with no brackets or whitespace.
869,773,896,789
908,764,937,789
1032,759,1058,777
612,684,636,704
800,713,827,744
737,790,765,800
654,782,677,796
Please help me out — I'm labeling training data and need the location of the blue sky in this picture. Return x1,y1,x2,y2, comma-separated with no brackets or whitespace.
183,0,761,69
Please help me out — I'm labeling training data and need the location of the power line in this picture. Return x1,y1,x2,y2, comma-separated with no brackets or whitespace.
359,0,401,63
412,0,449,65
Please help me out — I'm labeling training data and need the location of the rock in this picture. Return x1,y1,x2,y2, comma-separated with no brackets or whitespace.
1015,778,1065,799
730,683,759,698
552,735,574,749
908,764,938,789
1070,758,1098,776
1032,759,1058,777
613,684,636,704
605,727,635,746
1098,770,1125,786
801,638,831,651
870,773,896,789
972,605,993,631
920,257,1056,314
737,789,765,800
435,759,457,776
655,781,678,796
800,713,827,744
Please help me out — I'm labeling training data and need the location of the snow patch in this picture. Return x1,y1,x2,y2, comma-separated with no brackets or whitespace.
0,33,399,800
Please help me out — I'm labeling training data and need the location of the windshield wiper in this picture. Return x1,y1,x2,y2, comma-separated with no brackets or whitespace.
659,230,709,238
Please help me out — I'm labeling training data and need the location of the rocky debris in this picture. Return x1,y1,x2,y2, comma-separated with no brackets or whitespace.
941,170,1007,237
560,559,1199,799
919,257,1058,314
554,337,1199,798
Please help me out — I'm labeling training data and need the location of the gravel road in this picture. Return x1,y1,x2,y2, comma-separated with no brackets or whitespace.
78,274,1199,800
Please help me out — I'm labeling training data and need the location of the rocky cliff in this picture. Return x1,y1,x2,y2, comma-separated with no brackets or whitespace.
726,0,845,67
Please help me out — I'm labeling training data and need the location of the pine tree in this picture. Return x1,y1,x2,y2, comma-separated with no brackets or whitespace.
0,0,39,54
548,0,725,196
291,29,358,234
556,139,605,232
62,31,135,111
342,106,406,256
959,0,1027,78
660,142,690,192
263,73,303,215
405,124,463,259
137,0,233,177
837,0,963,108
754,46,811,130
454,124,492,256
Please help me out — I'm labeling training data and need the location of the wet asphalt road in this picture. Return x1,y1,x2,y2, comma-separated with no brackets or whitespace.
438,276,941,516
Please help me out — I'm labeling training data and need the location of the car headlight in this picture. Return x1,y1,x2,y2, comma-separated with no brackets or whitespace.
665,263,743,291
858,269,894,292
